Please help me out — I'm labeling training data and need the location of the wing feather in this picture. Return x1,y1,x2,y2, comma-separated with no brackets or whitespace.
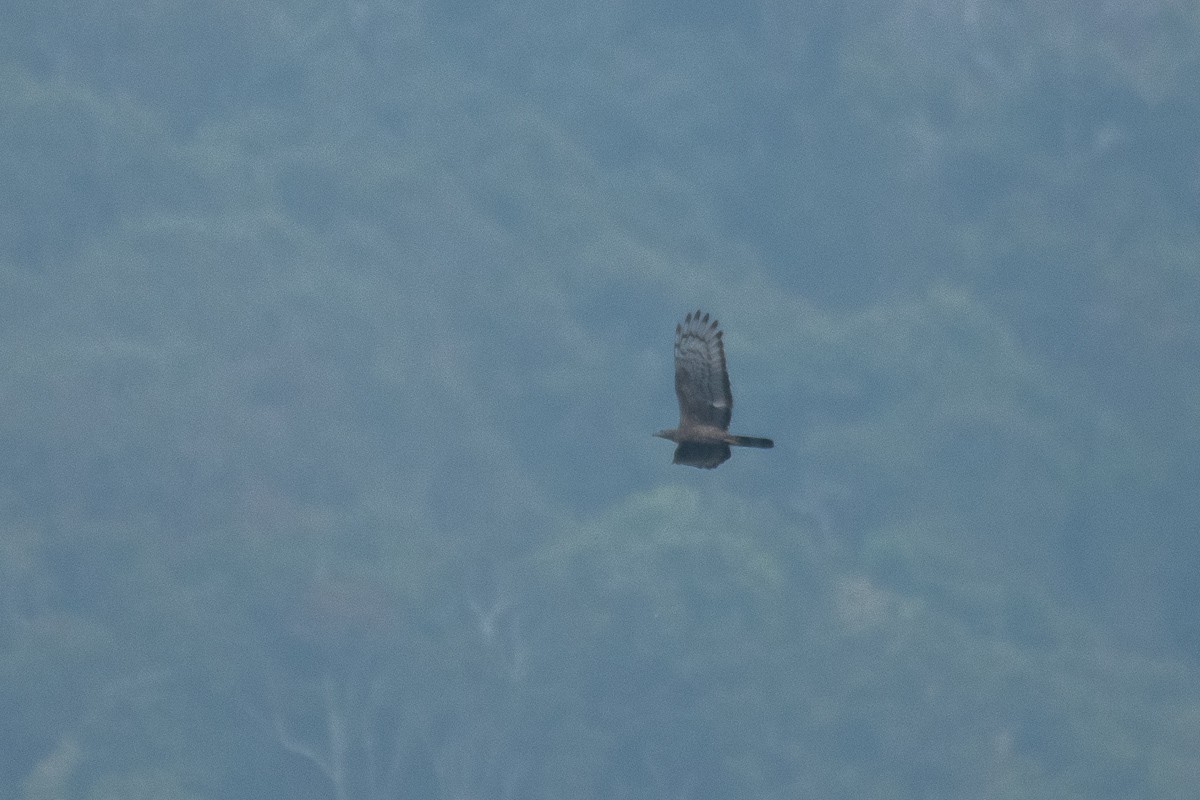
673,441,731,469
674,310,733,431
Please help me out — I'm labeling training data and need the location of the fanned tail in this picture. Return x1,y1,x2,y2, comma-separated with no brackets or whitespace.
728,435,773,449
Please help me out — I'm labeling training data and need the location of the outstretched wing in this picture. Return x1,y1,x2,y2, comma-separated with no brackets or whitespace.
673,441,732,469
674,310,733,431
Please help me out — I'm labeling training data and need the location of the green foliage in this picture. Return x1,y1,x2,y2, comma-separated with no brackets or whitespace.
1,0,1198,797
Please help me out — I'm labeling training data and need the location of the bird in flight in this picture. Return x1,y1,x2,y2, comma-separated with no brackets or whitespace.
654,310,774,468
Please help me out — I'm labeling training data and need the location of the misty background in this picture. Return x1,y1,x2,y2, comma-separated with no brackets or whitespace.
3,0,1199,797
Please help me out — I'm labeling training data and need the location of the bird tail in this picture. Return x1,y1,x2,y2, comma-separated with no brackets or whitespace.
728,435,774,449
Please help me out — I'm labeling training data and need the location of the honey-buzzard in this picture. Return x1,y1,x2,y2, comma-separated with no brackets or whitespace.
654,310,774,468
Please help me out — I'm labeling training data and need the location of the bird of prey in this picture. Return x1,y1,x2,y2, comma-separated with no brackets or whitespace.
654,310,774,468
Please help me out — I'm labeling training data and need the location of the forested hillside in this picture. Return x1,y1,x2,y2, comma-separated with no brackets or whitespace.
2,1,1199,797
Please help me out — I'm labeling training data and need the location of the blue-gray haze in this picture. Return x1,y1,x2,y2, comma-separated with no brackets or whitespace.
2,1,1198,797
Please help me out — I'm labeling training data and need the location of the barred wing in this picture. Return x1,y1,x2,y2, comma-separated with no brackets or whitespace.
674,310,733,431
